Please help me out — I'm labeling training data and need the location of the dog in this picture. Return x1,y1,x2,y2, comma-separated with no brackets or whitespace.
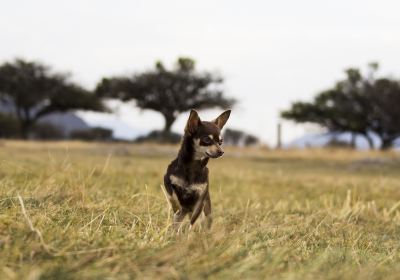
163,109,231,230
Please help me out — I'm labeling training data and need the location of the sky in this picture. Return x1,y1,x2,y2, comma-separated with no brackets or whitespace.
1,0,400,145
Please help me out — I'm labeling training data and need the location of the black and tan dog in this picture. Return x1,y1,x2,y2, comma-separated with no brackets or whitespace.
163,109,231,230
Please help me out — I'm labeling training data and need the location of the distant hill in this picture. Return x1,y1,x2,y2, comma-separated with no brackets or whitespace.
37,112,90,137
0,102,145,140
77,112,146,140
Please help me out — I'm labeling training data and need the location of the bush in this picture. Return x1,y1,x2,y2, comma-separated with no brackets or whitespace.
224,128,260,146
135,130,182,144
32,123,64,140
0,113,20,138
70,127,113,141
325,137,353,149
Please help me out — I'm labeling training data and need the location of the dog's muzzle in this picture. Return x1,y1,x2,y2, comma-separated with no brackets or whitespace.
206,150,224,158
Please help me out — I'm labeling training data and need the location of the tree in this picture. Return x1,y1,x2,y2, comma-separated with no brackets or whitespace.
0,59,105,138
366,78,400,149
282,68,374,149
96,57,235,137
281,63,400,150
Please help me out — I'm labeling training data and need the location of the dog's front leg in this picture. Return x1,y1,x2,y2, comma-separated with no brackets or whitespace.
203,191,212,229
189,188,208,227
173,209,187,231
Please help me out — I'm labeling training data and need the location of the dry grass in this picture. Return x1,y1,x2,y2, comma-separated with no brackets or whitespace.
1,141,400,279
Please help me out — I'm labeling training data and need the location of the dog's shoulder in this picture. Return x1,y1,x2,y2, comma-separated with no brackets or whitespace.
164,158,178,194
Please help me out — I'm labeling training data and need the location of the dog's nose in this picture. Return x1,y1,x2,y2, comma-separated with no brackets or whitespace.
218,150,224,156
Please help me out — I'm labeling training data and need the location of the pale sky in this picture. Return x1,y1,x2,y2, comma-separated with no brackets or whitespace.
1,0,400,145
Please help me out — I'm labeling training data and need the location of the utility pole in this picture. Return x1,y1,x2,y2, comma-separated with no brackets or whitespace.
276,122,282,149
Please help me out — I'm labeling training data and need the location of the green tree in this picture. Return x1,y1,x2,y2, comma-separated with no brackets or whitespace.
0,59,105,138
282,68,374,149
366,78,400,149
281,63,400,150
96,57,235,136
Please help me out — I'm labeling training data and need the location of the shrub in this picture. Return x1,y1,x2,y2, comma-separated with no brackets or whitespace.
135,130,182,144
0,113,20,138
70,127,113,141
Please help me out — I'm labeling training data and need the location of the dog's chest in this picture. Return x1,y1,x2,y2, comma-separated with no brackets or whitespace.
170,175,207,193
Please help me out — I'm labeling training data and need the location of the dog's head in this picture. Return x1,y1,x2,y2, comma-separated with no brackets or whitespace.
185,109,231,159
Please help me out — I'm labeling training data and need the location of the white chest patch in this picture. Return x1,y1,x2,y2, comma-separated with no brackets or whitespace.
170,175,207,194
191,183,207,193
170,175,187,187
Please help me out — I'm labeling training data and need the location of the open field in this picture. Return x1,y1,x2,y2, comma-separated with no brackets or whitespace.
1,141,400,279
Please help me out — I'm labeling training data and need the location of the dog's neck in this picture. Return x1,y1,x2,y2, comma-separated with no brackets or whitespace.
177,135,209,172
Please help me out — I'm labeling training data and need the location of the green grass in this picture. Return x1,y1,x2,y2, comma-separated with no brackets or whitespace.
1,141,400,279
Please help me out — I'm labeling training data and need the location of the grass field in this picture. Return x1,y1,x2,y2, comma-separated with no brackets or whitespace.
1,141,400,279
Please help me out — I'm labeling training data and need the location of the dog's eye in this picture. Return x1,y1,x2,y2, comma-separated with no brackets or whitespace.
201,136,212,144
219,138,224,145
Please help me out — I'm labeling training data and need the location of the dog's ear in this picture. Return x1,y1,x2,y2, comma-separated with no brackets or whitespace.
185,109,201,135
213,110,231,129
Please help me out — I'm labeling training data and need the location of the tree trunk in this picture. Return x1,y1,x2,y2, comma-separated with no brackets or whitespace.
20,121,31,139
364,134,374,150
380,138,393,150
350,133,356,148
16,107,33,139
163,115,175,133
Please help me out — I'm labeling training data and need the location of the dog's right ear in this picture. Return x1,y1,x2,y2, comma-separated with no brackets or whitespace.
185,109,201,135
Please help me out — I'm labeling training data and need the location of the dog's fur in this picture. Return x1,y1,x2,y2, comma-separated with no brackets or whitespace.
163,109,231,229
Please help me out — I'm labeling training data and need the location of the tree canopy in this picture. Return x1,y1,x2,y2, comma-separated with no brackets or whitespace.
0,59,105,138
281,64,400,150
96,57,235,136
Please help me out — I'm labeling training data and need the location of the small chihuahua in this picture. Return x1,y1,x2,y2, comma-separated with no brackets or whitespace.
163,109,231,229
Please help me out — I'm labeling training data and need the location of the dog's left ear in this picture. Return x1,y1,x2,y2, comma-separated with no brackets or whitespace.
213,110,231,129
185,109,201,135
